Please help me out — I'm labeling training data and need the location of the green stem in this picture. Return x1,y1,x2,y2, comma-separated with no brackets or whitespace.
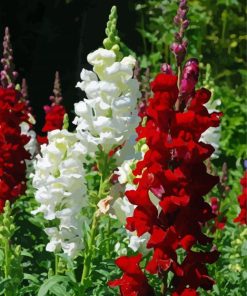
55,253,59,275
80,163,106,289
4,238,11,296
221,15,227,44
81,212,98,287
106,216,111,259
161,272,168,296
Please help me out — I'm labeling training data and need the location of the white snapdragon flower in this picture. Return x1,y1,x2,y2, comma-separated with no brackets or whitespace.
20,113,38,175
112,186,152,254
32,129,88,258
73,48,141,153
20,121,37,158
200,98,221,158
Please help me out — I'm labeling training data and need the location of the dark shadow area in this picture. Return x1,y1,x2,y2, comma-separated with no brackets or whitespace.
0,0,141,130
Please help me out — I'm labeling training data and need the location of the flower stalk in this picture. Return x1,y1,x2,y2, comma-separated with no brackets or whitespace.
81,154,110,288
0,201,23,296
81,211,98,287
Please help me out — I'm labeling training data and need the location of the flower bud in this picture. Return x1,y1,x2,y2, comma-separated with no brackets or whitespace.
43,105,51,113
171,43,187,65
181,58,199,95
179,9,187,19
179,0,188,9
174,15,180,25
182,20,190,29
13,71,18,78
160,63,173,74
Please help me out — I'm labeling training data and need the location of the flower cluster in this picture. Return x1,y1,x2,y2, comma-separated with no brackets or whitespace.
0,26,37,163
234,168,247,225
74,48,140,154
111,71,221,295
108,254,155,296
32,130,88,258
37,72,66,144
0,87,30,211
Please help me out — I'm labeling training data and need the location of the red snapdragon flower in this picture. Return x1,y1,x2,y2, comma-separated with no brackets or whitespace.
108,254,155,296
0,87,30,211
111,71,222,295
37,103,66,144
37,71,66,144
234,171,247,225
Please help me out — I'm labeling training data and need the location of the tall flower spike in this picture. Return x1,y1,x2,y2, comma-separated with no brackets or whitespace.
37,71,66,144
1,27,18,88
74,6,140,155
0,87,31,211
171,0,189,67
32,130,88,258
49,71,63,106
103,5,122,60
111,1,222,289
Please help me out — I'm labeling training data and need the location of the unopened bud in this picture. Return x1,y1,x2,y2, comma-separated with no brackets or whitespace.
182,20,190,29
174,15,180,25
171,43,187,65
179,0,188,10
13,71,18,78
174,32,182,41
160,63,173,74
43,105,51,113
180,58,199,95
179,9,187,19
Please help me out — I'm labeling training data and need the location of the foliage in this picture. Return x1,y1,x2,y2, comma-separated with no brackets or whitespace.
134,0,246,87
0,1,245,295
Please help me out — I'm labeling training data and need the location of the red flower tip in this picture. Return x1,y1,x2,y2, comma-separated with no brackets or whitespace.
151,73,178,92
109,254,155,296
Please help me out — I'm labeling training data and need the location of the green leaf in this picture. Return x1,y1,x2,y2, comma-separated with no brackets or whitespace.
0,278,11,295
37,275,70,296
49,284,68,296
23,273,39,284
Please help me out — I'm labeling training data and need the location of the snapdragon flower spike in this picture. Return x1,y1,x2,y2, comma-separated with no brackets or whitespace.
74,49,140,155
0,87,31,211
171,0,189,66
108,254,155,296
234,166,247,225
37,71,66,144
0,27,37,171
111,72,221,294
1,27,18,88
74,6,140,158
32,130,88,258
